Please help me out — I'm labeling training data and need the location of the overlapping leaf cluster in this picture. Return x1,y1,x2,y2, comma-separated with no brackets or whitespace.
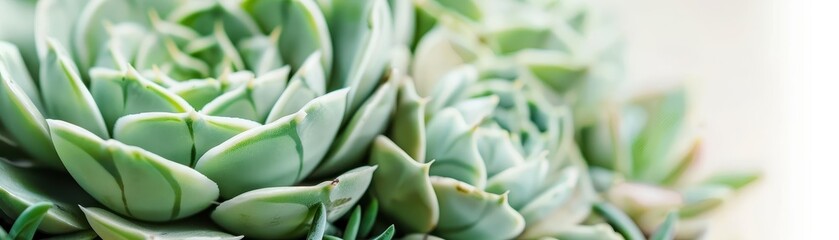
0,0,757,239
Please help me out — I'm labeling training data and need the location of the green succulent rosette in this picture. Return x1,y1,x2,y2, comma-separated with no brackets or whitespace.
0,0,759,239
578,88,760,239
0,0,411,238
370,65,620,239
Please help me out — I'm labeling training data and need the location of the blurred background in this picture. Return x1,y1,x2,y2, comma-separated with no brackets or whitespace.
606,0,833,239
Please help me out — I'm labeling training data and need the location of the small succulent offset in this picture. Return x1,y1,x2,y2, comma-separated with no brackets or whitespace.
0,0,758,240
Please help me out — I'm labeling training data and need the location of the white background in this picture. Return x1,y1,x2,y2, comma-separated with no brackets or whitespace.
607,0,834,239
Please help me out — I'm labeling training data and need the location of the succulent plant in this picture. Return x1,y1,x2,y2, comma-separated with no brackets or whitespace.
0,0,409,238
0,0,758,239
578,88,760,239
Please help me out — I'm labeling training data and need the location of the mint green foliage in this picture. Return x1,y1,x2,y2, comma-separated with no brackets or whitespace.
0,0,757,239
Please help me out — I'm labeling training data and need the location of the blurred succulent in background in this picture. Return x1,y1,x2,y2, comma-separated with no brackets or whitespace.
578,88,760,239
0,0,758,239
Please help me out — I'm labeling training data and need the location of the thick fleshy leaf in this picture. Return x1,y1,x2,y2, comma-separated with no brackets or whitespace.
94,23,148,71
0,42,41,111
242,0,333,75
550,224,623,240
74,0,140,72
416,0,482,22
48,120,219,222
238,30,283,76
632,89,689,182
487,27,571,55
0,63,61,169
90,67,193,130
430,177,524,239
169,79,223,109
196,89,348,198
387,80,427,162
265,52,327,123
699,171,761,190
307,203,328,240
8,202,52,240
359,198,378,238
81,207,242,240
370,225,395,240
517,50,588,94
0,160,97,234
370,136,438,233
113,111,260,167
410,28,469,96
593,202,646,240
388,0,415,47
327,0,393,114
201,67,290,122
679,185,731,218
650,211,678,240
484,159,548,209
475,128,526,177
425,66,477,116
343,206,361,240
34,0,89,59
425,109,487,188
211,166,377,239
517,167,579,224
40,39,109,138
451,95,498,126
313,74,398,177
168,0,262,42
606,183,682,216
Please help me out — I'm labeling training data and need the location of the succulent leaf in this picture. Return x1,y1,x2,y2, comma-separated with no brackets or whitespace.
81,207,242,240
8,202,52,240
48,120,219,221
196,89,348,198
430,177,525,240
89,67,194,130
211,166,376,239
201,66,290,122
40,39,109,139
650,211,678,240
0,159,97,234
593,202,645,240
113,111,260,167
369,136,438,233
0,60,61,169
313,72,398,177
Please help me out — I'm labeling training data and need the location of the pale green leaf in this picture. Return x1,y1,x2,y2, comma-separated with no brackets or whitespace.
312,73,398,177
369,136,438,233
40,39,109,138
593,202,645,240
307,203,327,240
387,80,427,162
430,177,525,239
90,67,193,130
48,120,219,222
650,211,678,240
0,159,97,234
81,207,242,240
0,62,60,169
196,89,348,198
201,67,290,122
211,166,377,239
425,109,487,188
